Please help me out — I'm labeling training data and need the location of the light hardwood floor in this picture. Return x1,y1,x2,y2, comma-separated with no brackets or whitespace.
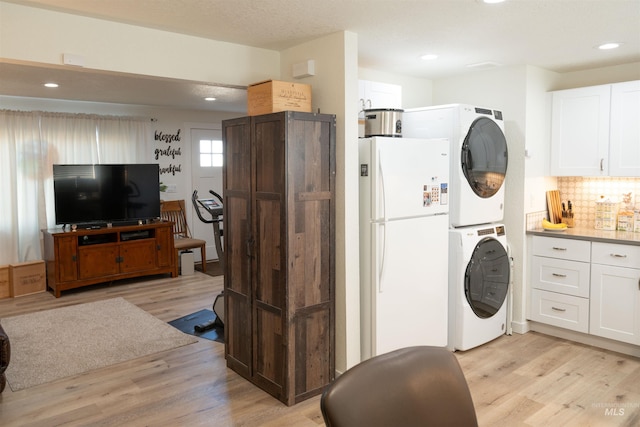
0,272,638,426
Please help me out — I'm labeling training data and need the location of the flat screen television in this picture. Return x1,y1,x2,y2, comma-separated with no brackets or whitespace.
53,163,161,227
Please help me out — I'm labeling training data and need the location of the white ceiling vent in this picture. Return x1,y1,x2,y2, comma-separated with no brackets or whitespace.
466,61,502,70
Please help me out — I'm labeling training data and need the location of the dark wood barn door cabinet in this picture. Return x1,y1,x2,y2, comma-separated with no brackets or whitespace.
222,111,336,405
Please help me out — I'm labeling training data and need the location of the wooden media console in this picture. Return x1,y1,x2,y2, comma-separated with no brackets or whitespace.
42,222,178,297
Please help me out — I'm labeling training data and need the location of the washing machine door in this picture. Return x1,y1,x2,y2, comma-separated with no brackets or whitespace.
464,237,510,319
461,117,508,198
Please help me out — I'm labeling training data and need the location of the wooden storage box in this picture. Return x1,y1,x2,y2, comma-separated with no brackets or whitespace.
247,80,311,116
10,260,46,297
0,265,10,299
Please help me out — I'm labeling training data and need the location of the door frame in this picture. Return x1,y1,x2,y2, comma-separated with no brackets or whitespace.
185,122,224,263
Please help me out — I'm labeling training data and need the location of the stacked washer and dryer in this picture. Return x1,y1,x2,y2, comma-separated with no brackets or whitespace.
403,105,511,351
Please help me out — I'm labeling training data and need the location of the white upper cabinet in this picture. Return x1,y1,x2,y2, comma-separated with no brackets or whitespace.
609,80,640,176
550,81,640,177
358,80,402,111
550,84,611,176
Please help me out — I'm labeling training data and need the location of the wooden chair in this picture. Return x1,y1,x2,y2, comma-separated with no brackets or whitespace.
160,200,207,273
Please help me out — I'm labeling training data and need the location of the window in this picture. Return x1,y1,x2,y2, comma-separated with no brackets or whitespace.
200,139,223,167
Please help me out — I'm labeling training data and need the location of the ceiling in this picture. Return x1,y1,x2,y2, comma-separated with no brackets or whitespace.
2,0,640,112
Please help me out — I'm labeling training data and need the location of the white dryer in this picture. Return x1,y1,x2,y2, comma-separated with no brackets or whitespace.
403,104,508,227
448,223,510,351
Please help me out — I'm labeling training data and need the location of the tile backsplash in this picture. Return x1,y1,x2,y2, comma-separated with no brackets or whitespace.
556,177,640,229
526,210,548,231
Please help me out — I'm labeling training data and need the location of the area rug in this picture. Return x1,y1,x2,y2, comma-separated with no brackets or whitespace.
169,309,224,343
1,297,197,391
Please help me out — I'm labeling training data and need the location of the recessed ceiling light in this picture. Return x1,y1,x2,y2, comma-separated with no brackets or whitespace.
481,0,506,3
420,54,438,61
598,42,620,50
204,97,216,101
44,83,59,88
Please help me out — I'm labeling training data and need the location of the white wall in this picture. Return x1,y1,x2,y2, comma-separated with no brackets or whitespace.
551,62,640,90
281,31,361,372
0,1,280,86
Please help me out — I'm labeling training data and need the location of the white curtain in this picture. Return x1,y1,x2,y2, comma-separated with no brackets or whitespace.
0,110,150,265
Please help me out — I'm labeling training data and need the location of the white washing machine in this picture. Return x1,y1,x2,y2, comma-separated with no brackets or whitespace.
448,223,510,351
403,104,508,227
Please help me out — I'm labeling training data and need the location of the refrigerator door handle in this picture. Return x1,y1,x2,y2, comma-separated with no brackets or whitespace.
378,148,387,221
379,222,387,293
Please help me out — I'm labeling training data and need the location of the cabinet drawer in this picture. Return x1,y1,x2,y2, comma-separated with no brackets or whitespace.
530,289,589,333
591,242,640,267
531,256,590,297
532,236,591,262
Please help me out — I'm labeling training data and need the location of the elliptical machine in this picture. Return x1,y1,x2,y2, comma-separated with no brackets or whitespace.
191,190,225,331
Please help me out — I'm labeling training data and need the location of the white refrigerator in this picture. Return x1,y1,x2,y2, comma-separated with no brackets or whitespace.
359,136,450,360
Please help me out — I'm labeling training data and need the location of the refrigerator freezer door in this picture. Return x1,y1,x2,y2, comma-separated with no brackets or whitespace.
368,214,449,357
372,137,449,221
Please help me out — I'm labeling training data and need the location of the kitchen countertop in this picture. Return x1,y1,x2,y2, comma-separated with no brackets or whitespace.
527,227,640,246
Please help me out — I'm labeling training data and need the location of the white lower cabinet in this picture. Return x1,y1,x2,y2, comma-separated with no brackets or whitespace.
531,288,590,333
530,236,591,333
589,243,640,345
530,237,640,347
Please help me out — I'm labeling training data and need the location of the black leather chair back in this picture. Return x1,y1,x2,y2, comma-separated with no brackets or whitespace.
320,346,478,427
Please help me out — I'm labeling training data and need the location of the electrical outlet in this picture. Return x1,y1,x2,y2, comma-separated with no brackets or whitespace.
166,184,177,193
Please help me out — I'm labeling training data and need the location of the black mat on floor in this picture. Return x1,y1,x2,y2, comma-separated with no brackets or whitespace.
168,309,224,343
195,260,223,277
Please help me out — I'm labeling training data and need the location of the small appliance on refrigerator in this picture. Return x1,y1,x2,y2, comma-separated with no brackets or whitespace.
359,136,450,360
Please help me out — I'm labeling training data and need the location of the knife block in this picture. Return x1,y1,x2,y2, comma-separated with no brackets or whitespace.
561,213,575,228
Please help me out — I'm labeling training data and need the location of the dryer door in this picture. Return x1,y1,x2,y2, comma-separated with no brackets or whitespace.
461,117,508,198
464,237,509,319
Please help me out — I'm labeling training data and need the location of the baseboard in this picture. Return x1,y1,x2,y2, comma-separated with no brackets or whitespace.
510,320,530,335
529,321,640,358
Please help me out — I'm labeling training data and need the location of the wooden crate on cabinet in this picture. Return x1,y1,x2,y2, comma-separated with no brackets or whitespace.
222,111,336,406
